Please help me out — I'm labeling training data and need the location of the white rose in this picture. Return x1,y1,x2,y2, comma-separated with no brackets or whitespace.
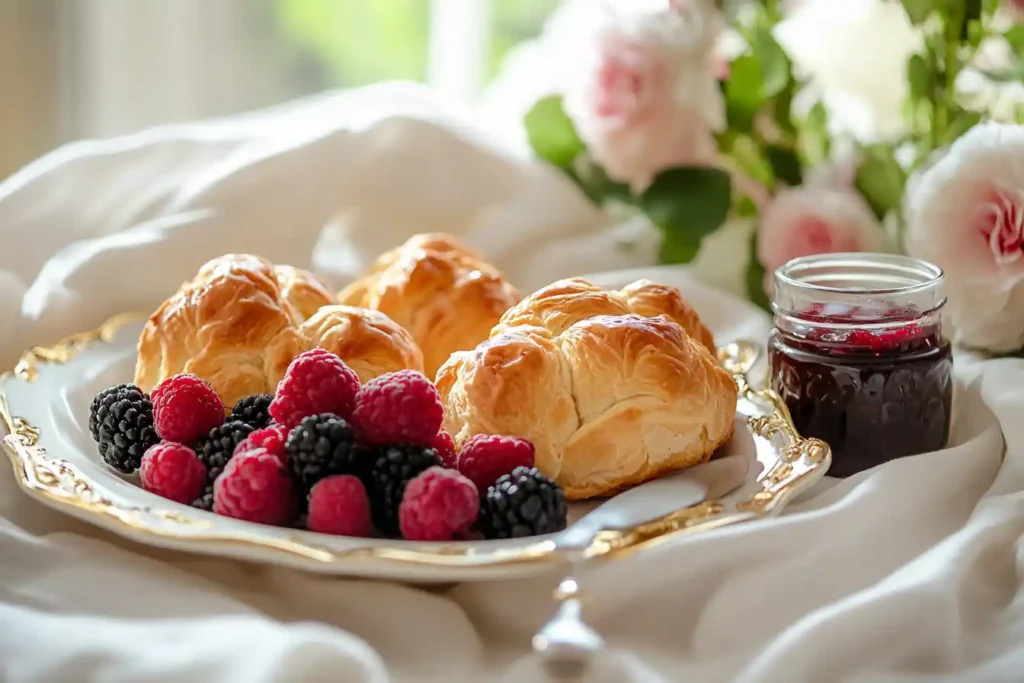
774,0,922,141
905,121,1024,352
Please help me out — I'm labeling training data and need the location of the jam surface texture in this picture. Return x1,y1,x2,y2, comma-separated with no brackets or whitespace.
768,306,952,478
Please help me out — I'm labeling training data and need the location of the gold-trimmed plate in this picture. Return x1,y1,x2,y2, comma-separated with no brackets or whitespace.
0,315,830,582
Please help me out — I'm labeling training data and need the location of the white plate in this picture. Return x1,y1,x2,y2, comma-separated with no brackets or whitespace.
0,314,830,582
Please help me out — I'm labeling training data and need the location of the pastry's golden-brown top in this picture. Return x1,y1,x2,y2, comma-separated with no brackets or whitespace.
274,265,336,321
437,282,735,500
299,305,424,383
135,254,312,408
338,232,521,377
493,277,716,353
619,279,716,353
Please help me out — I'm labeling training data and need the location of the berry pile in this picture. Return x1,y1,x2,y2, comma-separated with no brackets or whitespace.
88,351,569,540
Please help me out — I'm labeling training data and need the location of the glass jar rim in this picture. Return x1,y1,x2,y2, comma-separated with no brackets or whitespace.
774,252,944,297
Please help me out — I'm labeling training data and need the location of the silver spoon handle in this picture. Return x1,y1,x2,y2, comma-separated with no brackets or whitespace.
532,578,605,679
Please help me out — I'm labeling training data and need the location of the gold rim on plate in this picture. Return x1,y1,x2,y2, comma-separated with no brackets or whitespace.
0,314,831,571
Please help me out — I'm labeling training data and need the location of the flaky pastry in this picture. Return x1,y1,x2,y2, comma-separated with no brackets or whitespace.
436,282,736,500
135,254,312,408
299,305,424,382
136,255,422,408
338,232,521,377
274,265,336,321
493,277,716,353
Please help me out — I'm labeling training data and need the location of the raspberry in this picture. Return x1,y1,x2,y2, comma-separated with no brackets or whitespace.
457,434,535,490
399,467,479,541
351,370,444,446
213,448,296,525
151,374,225,444
140,442,207,504
307,475,373,536
235,424,289,464
269,349,360,427
432,429,458,469
190,420,255,510
364,444,441,536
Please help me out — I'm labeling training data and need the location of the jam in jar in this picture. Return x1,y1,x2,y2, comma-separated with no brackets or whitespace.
768,253,952,478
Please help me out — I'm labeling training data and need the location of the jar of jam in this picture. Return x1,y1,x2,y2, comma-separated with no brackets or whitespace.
768,253,952,478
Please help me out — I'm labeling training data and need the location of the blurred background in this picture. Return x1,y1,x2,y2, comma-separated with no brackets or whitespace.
0,0,560,180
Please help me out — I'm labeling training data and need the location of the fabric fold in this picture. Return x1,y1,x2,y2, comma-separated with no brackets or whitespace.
0,82,1021,682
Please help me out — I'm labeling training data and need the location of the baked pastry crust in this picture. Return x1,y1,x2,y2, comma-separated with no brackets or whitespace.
135,254,312,408
493,277,716,353
436,281,735,500
299,304,424,383
136,256,426,407
274,265,336,321
338,233,521,377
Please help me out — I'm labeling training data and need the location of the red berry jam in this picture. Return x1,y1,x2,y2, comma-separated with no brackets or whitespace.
768,255,952,478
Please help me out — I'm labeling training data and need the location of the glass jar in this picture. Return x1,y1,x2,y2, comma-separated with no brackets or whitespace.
768,253,953,478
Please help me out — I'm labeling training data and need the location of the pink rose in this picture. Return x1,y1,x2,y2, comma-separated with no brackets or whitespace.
562,0,725,191
905,121,1024,352
757,183,883,294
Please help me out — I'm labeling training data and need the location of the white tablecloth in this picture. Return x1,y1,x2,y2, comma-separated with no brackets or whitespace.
1,84,1022,682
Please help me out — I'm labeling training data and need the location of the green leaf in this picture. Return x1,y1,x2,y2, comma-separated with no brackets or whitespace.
751,25,791,98
966,18,986,49
571,155,633,204
726,55,765,132
799,101,831,166
523,96,584,170
963,0,982,31
961,1,981,40
901,0,936,25
765,145,803,187
745,230,771,312
907,54,931,100
731,134,774,187
641,167,732,264
942,108,982,145
1006,26,1024,54
736,195,759,219
772,84,797,136
659,235,702,265
854,145,906,221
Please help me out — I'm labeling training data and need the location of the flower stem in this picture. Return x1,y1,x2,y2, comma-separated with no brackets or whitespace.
935,3,966,145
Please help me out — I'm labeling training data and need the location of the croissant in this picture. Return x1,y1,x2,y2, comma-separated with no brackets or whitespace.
338,233,521,377
492,277,716,353
299,305,424,383
136,255,423,407
135,254,312,409
274,265,337,321
436,280,735,500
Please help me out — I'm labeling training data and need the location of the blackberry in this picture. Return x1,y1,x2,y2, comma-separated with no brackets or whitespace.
89,384,159,473
192,491,214,512
285,413,358,495
364,444,440,536
480,466,567,539
230,394,274,430
192,419,255,505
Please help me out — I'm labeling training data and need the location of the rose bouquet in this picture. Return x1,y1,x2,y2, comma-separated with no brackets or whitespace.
505,0,1024,352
